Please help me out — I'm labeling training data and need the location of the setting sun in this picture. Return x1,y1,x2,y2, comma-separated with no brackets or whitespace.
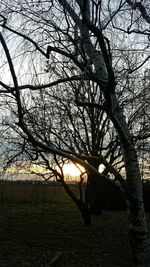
63,163,85,177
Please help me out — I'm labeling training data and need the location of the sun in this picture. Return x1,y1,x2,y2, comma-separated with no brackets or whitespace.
63,163,85,177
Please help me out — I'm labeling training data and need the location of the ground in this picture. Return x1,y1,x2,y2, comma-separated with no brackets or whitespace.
0,181,149,266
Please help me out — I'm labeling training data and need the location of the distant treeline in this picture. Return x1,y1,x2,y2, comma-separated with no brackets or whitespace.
0,179,149,212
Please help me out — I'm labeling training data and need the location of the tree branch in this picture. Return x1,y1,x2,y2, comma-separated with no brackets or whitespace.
126,0,150,24
2,24,47,57
46,45,85,70
128,56,150,74
0,76,89,93
75,100,105,110
0,33,23,121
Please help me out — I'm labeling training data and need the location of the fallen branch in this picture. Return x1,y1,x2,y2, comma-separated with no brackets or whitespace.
45,251,62,267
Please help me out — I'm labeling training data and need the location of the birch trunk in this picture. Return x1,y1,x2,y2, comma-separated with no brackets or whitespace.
106,94,150,265
84,31,150,267
100,87,150,266
123,144,150,266
85,32,150,267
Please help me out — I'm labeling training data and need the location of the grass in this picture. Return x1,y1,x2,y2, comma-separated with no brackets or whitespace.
0,181,147,266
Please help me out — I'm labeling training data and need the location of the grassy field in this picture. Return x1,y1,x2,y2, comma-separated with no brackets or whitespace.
0,181,149,267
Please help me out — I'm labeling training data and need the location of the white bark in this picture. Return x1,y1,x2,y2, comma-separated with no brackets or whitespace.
123,145,150,266
90,36,150,267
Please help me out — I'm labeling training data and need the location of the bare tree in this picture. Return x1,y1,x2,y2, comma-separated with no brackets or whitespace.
0,0,150,265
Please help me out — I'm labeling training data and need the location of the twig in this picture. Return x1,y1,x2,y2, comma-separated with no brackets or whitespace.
45,251,62,267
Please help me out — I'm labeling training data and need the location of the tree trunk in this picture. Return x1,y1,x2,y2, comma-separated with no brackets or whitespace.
123,144,150,266
85,172,102,215
60,179,92,226
108,96,150,266
85,159,102,215
77,200,92,226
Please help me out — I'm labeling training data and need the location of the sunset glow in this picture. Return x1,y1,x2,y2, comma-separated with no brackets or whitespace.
63,163,85,177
